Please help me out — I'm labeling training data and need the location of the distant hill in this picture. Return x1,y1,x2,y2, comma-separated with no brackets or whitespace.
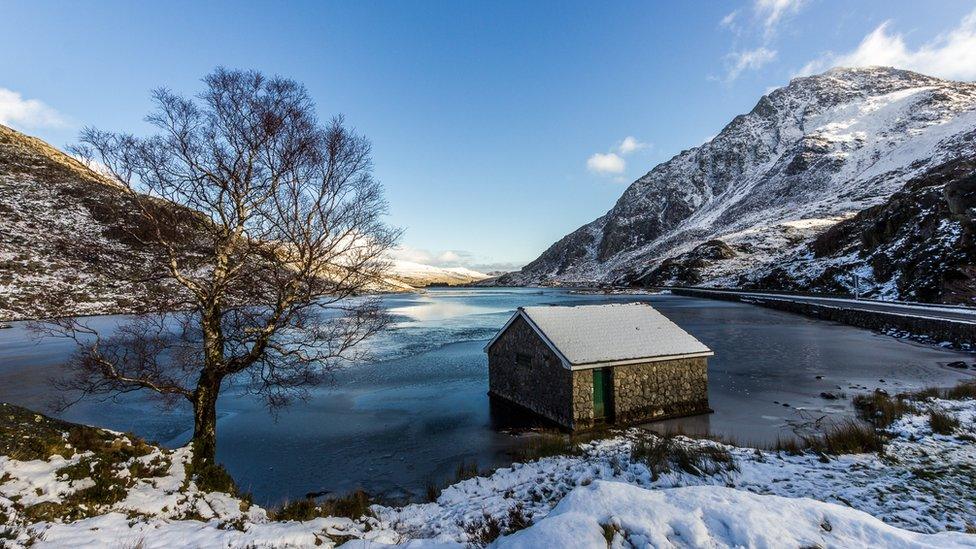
496,67,976,304
0,125,484,321
385,260,488,288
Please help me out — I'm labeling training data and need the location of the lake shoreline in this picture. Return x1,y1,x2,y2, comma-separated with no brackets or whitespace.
3,288,975,505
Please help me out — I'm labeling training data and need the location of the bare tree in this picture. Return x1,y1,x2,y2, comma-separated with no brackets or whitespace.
35,68,399,468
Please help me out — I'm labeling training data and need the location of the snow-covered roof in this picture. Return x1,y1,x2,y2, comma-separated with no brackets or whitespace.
486,303,713,369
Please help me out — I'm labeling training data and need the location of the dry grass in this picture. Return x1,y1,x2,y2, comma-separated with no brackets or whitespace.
630,434,737,481
928,409,960,435
944,381,976,400
766,420,885,457
460,504,531,547
271,490,373,522
807,420,885,455
852,390,915,428
512,427,614,463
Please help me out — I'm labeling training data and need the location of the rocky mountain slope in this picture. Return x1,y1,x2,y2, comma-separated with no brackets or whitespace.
0,125,485,321
0,123,170,320
499,67,976,304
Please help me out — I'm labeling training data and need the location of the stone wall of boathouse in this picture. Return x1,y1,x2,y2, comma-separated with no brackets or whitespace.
486,315,575,428
571,356,710,428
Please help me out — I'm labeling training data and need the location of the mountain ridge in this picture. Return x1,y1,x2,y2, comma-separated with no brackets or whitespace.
497,67,976,303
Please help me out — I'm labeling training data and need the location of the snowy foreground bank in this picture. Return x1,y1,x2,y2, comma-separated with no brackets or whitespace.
2,394,975,548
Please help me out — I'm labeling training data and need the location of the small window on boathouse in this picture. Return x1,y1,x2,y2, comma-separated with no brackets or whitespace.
515,353,532,367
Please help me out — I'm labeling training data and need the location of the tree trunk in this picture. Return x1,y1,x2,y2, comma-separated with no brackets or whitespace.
191,370,221,466
193,304,225,466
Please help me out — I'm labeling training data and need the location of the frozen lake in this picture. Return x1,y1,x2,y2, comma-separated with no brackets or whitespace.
1,287,973,505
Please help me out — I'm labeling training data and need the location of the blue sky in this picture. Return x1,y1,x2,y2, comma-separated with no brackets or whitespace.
2,1,974,272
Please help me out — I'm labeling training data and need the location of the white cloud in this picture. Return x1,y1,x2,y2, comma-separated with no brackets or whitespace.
437,250,461,263
720,10,739,29
617,136,650,155
724,47,777,82
0,88,66,129
388,245,434,265
586,152,626,175
797,11,976,80
755,0,805,36
389,245,520,273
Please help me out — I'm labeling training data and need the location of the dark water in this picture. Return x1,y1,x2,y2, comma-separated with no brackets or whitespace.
1,288,973,505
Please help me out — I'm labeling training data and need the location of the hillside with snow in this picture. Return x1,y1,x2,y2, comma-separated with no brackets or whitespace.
385,260,488,288
498,67,976,304
0,124,486,321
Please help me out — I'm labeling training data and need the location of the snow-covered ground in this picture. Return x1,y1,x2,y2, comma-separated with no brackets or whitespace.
3,391,975,547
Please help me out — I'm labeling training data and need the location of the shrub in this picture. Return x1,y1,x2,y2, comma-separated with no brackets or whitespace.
186,441,237,495
271,498,319,522
461,513,503,547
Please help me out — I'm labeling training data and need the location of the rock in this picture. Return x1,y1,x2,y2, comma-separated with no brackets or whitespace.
819,392,839,400
947,361,969,369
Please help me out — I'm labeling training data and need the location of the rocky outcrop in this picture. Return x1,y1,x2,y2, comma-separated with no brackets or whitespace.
631,240,737,286
747,159,976,304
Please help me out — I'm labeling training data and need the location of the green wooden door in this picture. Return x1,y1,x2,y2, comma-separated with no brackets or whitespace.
593,369,610,419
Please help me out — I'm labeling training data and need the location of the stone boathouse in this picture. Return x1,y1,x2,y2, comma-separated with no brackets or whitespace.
484,303,713,430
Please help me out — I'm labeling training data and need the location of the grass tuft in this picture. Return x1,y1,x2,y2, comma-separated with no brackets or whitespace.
944,381,976,400
630,434,737,481
512,427,614,463
852,390,915,428
271,490,374,521
928,409,960,435
803,420,884,455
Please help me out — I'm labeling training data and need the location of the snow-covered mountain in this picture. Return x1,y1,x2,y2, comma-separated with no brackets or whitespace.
498,67,976,303
0,124,485,321
383,260,488,288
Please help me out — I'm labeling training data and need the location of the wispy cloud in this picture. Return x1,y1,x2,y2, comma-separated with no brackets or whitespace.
716,0,805,82
586,152,626,175
797,10,976,80
0,87,66,129
720,10,739,30
754,0,806,37
724,47,777,82
388,245,520,273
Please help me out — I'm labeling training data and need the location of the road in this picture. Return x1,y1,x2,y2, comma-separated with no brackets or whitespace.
678,288,976,324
